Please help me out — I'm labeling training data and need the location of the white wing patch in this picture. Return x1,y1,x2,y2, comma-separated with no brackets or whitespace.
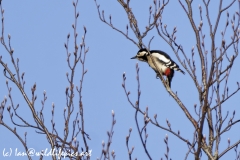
152,53,170,64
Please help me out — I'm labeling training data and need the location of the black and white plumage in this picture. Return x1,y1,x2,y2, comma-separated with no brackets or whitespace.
131,48,185,88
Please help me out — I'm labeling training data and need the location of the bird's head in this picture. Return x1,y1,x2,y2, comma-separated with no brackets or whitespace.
131,48,149,62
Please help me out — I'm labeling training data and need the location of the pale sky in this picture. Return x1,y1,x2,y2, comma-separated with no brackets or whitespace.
0,0,239,159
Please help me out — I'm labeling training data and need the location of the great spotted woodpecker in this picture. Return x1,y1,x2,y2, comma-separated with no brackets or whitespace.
131,48,185,88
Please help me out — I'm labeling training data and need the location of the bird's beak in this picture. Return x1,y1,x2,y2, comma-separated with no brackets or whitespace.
130,56,137,59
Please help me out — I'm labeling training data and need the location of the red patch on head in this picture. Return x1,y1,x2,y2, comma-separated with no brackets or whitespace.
164,68,171,76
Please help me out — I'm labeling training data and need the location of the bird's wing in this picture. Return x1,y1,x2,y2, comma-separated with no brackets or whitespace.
151,52,172,66
151,51,184,71
151,51,185,74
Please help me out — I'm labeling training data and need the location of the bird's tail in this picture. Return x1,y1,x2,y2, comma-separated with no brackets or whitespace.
167,70,174,88
167,76,172,88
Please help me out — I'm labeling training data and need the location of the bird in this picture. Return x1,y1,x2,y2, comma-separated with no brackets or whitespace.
131,48,185,88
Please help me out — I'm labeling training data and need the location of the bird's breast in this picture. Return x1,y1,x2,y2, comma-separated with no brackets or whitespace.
147,57,168,74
